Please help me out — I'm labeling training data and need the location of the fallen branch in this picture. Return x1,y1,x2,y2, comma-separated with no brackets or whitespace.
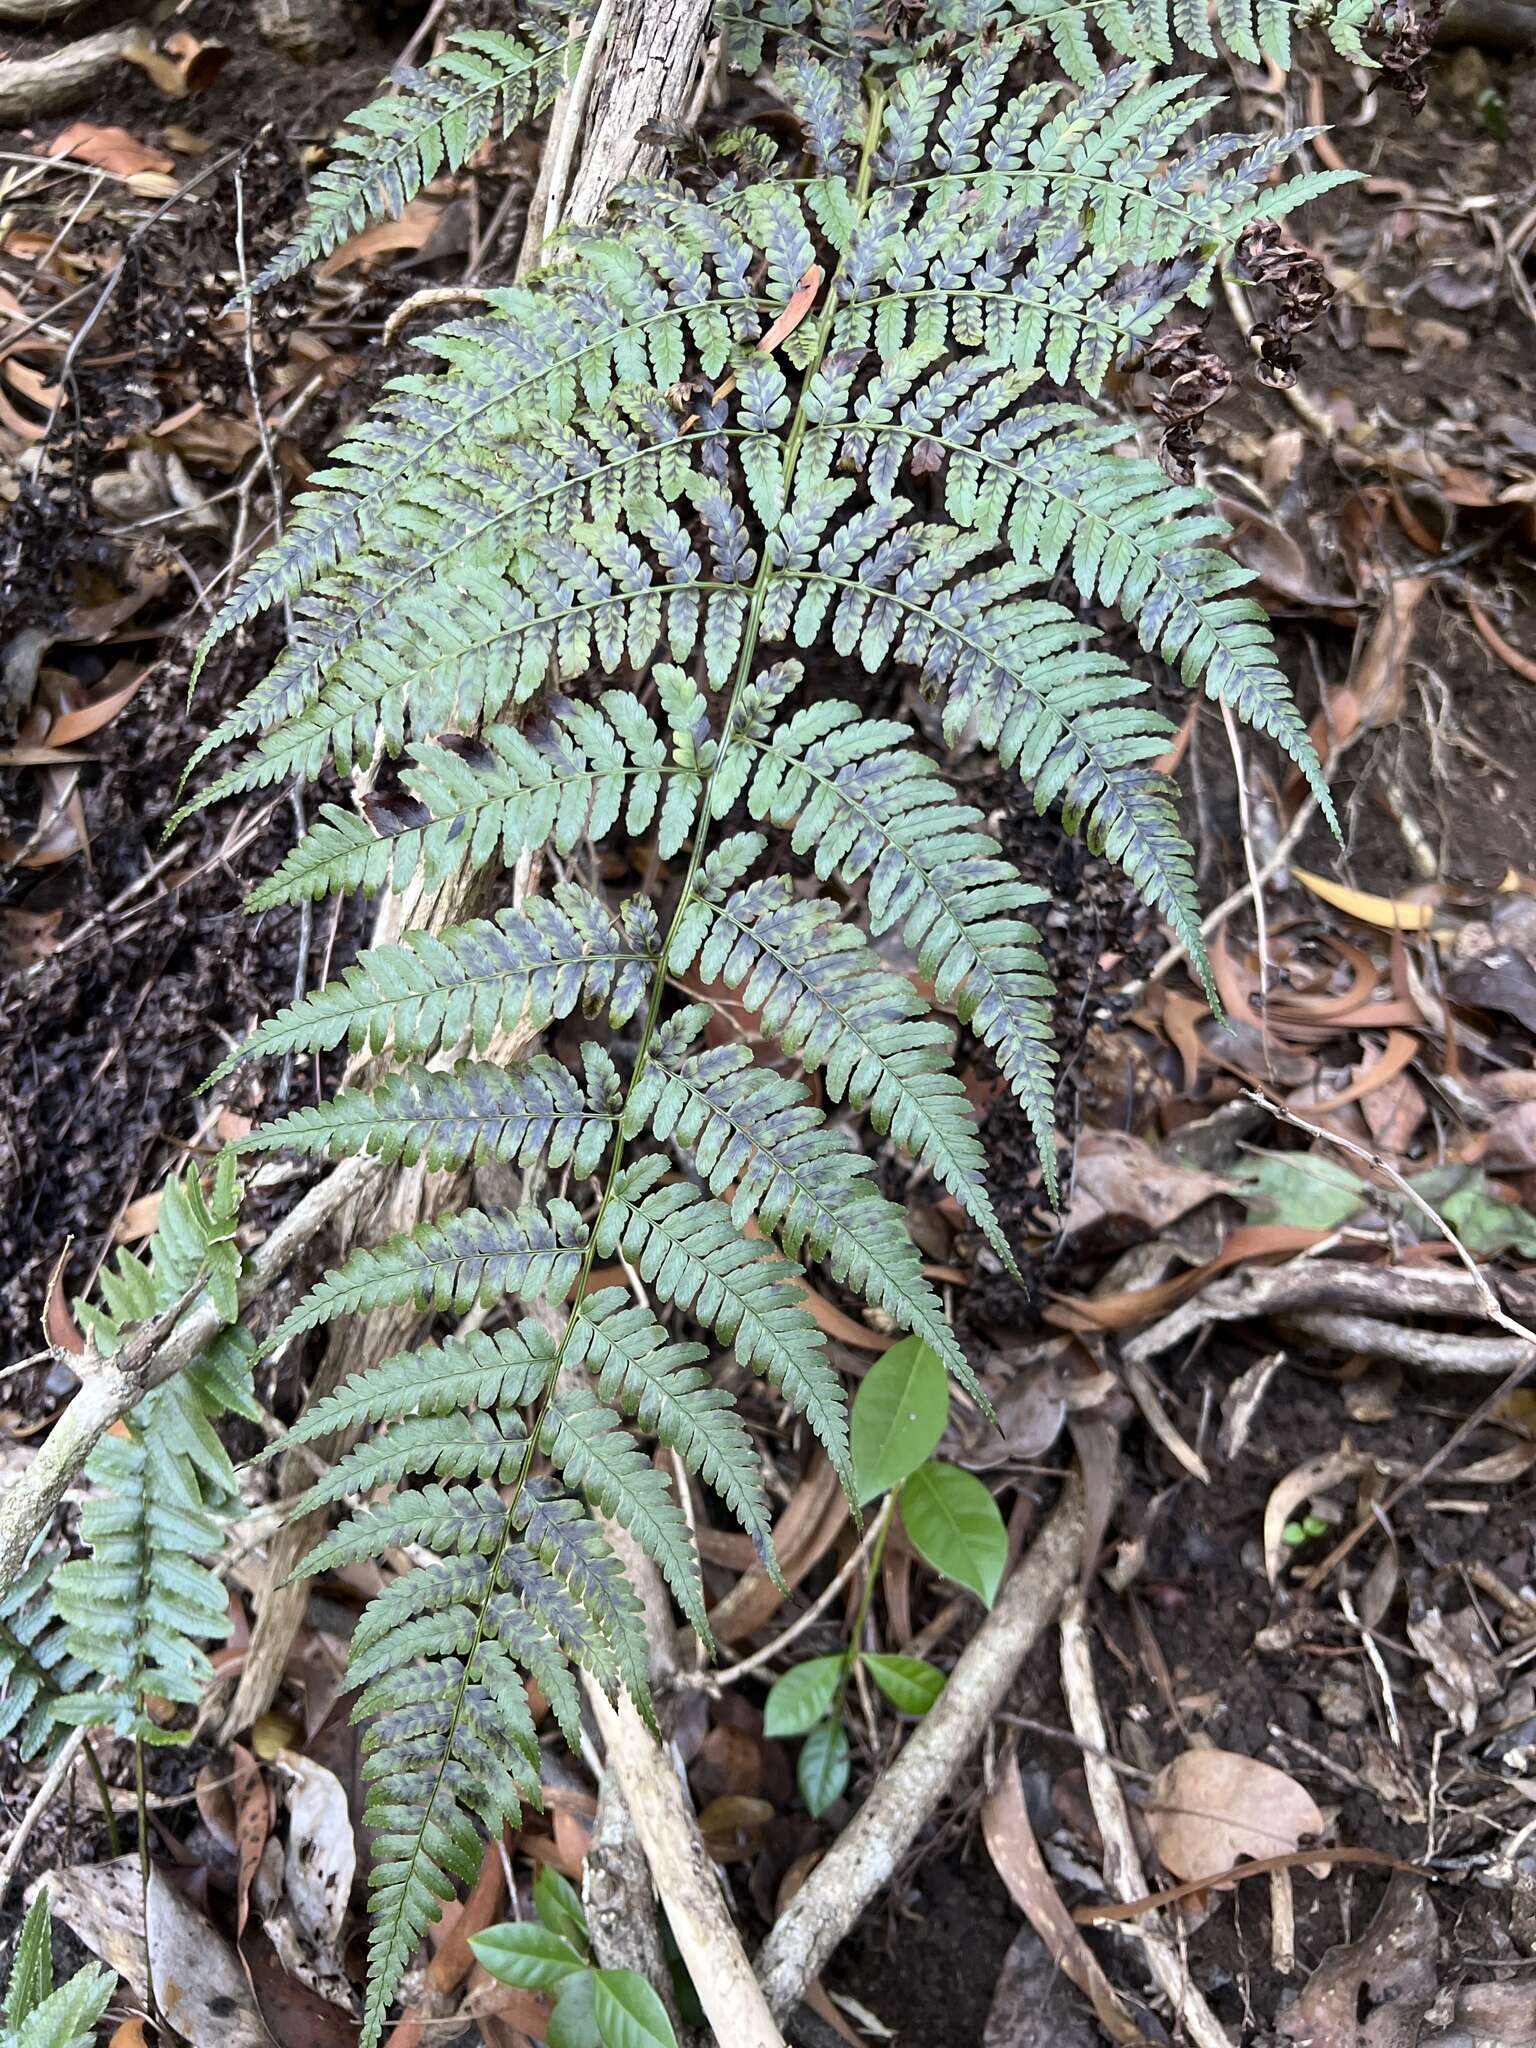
584,1769,689,2045
0,1151,379,1599
0,0,92,17
0,26,142,119
1123,1261,1532,1368
1280,1309,1534,1374
1060,1595,1233,2048
586,1523,782,2048
754,1479,1086,2020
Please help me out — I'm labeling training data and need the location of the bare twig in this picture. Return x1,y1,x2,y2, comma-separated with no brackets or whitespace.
0,27,141,120
754,1479,1086,2019
1060,1595,1234,2048
0,1727,86,1905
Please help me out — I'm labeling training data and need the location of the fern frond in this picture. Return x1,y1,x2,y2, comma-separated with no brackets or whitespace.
265,1199,588,1352
79,1153,243,1355
271,1322,555,1447
238,1053,618,1175
1,1892,115,2048
739,685,1059,1191
52,1426,232,1743
557,1289,777,1578
539,1391,710,1641
356,1636,543,2046
0,1545,87,1760
208,885,657,1085
247,23,575,296
246,693,678,911
673,873,1014,1267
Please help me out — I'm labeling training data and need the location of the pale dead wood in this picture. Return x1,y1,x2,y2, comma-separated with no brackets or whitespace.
755,1480,1086,2020
1122,1261,1534,1368
1060,1595,1234,2048
0,27,141,120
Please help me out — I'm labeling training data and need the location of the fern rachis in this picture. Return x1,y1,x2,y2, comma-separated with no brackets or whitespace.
172,7,1356,2036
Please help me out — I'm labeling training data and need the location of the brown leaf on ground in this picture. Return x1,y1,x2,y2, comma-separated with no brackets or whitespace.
1145,1749,1324,1881
1277,1873,1437,2048
984,1928,1108,2048
1407,1608,1502,1735
1059,1130,1229,1241
47,121,174,177
982,1755,1142,2044
317,199,443,277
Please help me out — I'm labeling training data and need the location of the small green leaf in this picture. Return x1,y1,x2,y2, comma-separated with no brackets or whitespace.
798,1718,851,1817
549,1970,604,2048
471,1922,588,1991
850,1336,949,1505
535,1865,591,1955
593,1967,681,2048
861,1652,946,1716
901,1461,1007,1607
1230,1150,1365,1231
763,1653,847,1739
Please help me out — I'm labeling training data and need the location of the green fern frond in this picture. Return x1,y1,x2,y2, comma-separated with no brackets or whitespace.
52,1424,232,1744
246,694,678,911
208,885,657,1086
180,9,1356,2031
673,872,1015,1268
265,1199,589,1352
246,22,575,296
238,1054,619,1175
356,1636,543,2046
1,1892,115,2048
0,1546,87,1761
79,1153,243,1354
739,685,1059,1192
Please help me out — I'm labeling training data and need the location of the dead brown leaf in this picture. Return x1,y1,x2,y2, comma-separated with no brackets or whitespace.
317,199,443,277
1059,1129,1229,1240
982,1755,1143,2044
1146,1749,1324,1882
1276,1873,1437,2048
48,121,174,178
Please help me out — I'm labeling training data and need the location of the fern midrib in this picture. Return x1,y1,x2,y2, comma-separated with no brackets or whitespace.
371,89,891,1950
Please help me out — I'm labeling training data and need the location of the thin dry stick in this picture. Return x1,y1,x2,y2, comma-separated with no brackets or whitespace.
541,0,617,246
755,1480,1085,2020
1245,1091,1536,1591
1059,1595,1233,2048
677,1494,895,1690
0,1727,87,1904
1219,699,1271,1019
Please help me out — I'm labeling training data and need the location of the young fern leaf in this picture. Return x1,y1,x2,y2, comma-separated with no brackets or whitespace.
184,4,1351,2030
242,22,575,297
0,1544,88,1760
1,1892,116,2048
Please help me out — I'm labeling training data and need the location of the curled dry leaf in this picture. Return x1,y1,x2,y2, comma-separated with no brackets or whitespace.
266,1750,359,2007
1406,1608,1502,1736
1264,1448,1372,1586
981,1755,1141,2045
1146,1749,1324,1883
47,120,174,177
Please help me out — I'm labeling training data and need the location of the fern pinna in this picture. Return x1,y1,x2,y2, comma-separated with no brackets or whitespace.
181,0,1352,2034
